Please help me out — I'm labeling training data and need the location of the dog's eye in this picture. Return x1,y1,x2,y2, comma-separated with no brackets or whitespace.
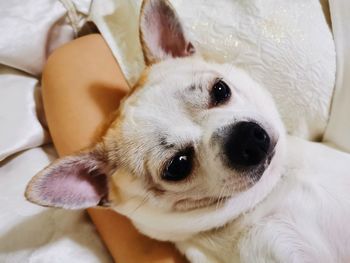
211,79,231,106
162,148,194,181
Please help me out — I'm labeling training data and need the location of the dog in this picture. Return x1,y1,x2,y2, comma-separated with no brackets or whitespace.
25,0,350,262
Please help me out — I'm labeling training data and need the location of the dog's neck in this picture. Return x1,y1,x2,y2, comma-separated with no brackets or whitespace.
177,165,291,262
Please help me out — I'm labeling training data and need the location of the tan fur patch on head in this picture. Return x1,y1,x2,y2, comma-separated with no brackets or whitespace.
129,67,150,95
93,108,124,142
99,67,150,139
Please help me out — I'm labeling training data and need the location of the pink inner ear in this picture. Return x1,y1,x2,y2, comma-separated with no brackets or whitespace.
141,0,195,62
157,7,187,57
31,154,108,209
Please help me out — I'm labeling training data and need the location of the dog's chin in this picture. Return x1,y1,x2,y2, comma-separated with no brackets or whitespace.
173,151,276,212
173,196,231,211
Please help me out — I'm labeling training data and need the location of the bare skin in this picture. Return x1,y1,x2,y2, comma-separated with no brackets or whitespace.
42,34,187,263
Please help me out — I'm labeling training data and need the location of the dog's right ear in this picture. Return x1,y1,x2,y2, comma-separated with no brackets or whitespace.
139,0,195,65
25,144,110,209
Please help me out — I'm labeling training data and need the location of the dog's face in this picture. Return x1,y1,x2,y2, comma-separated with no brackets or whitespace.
26,0,285,240
108,57,283,213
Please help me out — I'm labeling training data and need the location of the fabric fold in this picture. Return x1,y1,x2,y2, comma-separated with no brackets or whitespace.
0,66,49,161
323,0,350,153
0,0,92,160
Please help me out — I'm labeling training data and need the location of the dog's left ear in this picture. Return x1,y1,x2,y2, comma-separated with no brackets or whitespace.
25,144,110,209
140,0,195,65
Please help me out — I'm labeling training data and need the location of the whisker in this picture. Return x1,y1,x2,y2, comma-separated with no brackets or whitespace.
216,184,227,211
129,192,151,215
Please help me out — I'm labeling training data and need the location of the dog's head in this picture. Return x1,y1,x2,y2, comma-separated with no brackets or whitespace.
26,0,286,240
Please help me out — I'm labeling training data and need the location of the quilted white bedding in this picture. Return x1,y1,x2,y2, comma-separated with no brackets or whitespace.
1,0,349,262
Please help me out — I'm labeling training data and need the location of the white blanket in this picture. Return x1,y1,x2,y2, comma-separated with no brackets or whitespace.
1,0,349,262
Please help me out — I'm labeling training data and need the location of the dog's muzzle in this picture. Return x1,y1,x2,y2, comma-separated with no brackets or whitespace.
223,121,275,170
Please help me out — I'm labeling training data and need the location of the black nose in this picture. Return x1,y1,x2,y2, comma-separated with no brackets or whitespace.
224,122,270,168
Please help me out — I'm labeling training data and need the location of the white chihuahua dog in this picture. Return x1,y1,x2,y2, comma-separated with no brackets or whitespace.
26,0,350,262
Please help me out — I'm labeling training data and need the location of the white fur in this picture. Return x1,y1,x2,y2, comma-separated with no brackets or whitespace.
113,133,350,262
175,137,350,263
108,58,350,262
110,57,286,239
105,2,350,260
